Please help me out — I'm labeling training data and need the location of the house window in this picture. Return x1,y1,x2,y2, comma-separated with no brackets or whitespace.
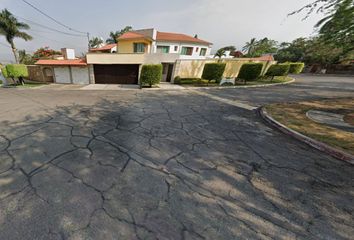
200,48,207,56
174,46,178,51
133,43,146,53
156,46,170,53
181,47,193,55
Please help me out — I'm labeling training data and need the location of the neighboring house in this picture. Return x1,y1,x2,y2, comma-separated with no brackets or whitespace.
90,44,117,53
36,48,91,84
86,28,212,84
116,29,212,59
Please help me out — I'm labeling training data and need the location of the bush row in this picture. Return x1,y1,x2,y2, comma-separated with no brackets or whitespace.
174,62,304,84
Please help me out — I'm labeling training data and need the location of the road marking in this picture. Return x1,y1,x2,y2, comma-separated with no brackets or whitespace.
190,90,257,111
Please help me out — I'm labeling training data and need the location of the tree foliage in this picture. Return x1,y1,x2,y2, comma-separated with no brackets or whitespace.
18,50,35,65
275,37,348,65
32,47,61,60
106,26,133,44
242,38,278,57
0,9,32,63
214,48,227,59
89,37,103,48
289,0,353,61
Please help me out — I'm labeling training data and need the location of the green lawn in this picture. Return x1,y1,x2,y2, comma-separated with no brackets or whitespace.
265,98,354,155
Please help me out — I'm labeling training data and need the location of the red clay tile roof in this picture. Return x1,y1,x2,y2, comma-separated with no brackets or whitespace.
35,59,87,66
252,55,274,61
118,32,147,40
156,31,211,45
90,43,117,52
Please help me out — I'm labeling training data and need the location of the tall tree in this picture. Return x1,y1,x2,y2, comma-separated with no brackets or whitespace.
106,26,133,44
89,37,103,48
275,38,307,62
0,9,32,63
253,38,278,56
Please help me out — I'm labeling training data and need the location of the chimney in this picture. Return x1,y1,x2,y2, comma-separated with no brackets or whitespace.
61,48,75,60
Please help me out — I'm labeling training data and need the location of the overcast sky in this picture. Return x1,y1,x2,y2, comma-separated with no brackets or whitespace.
0,0,324,62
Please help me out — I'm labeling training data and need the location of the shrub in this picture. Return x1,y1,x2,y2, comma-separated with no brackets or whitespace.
238,63,263,81
1,67,8,78
202,63,226,83
289,62,304,74
5,64,28,78
140,64,162,87
174,76,181,84
265,63,290,78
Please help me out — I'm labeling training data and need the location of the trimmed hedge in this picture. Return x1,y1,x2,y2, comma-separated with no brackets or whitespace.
238,63,263,81
1,67,8,78
202,63,226,83
140,64,162,87
265,63,290,78
289,62,305,74
5,64,28,78
174,76,181,84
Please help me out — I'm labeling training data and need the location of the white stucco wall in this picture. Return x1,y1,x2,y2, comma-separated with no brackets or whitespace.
54,67,71,84
71,67,90,84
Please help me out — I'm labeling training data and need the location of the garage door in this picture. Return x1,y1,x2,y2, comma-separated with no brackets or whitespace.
94,64,139,84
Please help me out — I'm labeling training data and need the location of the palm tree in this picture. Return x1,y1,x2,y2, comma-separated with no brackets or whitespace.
214,48,226,59
106,26,133,44
89,37,103,48
0,9,32,63
18,49,34,65
242,38,257,56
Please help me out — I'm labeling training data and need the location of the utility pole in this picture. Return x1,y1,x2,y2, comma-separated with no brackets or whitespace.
87,32,90,51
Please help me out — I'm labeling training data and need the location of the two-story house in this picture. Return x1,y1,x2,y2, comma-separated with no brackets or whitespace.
117,28,212,59
86,28,212,84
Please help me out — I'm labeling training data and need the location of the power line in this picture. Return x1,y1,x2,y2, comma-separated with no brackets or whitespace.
21,0,87,34
30,32,85,49
16,16,86,37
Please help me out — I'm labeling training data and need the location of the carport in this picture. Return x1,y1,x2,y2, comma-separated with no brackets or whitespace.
93,64,139,84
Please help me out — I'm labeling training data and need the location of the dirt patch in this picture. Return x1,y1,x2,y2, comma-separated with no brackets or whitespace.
265,98,354,155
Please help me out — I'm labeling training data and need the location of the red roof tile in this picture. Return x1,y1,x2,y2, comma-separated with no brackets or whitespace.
90,44,117,52
35,59,87,66
252,55,274,61
156,31,211,45
118,32,147,40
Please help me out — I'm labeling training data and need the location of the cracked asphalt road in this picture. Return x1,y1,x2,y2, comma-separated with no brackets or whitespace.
0,75,353,239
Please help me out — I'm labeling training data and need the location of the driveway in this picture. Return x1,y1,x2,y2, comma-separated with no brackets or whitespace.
0,75,353,239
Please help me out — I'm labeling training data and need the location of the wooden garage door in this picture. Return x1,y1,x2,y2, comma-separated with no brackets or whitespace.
94,64,139,84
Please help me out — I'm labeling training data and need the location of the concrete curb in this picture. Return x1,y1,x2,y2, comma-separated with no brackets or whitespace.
182,78,295,90
259,107,354,165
